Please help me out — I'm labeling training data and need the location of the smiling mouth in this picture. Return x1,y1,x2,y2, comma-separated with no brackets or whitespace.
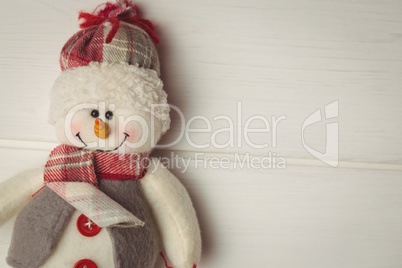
75,132,129,152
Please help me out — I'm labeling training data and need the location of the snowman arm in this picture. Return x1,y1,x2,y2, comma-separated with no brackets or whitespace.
0,167,44,226
141,158,201,268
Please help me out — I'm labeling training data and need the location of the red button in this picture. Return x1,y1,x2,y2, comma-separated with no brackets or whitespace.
74,259,97,268
77,214,101,237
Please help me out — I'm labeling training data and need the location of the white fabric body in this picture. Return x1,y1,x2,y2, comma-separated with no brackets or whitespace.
0,159,201,268
0,168,44,225
41,210,115,268
141,158,202,268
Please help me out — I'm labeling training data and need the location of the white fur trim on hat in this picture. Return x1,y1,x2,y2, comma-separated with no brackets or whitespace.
49,62,170,133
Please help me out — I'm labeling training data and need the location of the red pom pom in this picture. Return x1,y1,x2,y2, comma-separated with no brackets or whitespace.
78,0,159,44
97,3,120,18
95,1,137,19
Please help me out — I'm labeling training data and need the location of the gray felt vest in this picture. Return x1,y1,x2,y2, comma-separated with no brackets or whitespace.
7,178,160,268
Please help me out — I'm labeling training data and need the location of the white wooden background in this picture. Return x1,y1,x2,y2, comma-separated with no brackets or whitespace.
1,0,402,267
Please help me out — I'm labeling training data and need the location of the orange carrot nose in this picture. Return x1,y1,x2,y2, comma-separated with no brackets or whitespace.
94,118,110,139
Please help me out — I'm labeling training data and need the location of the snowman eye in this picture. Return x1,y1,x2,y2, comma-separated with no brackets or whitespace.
105,111,113,120
91,110,99,118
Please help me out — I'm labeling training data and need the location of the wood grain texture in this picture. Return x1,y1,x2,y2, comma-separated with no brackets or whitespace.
0,0,401,162
1,0,402,267
1,149,402,267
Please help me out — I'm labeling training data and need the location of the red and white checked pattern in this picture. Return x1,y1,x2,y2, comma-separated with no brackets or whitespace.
44,144,149,227
44,144,149,185
94,150,150,180
47,182,144,228
60,21,159,73
44,145,97,185
60,25,105,71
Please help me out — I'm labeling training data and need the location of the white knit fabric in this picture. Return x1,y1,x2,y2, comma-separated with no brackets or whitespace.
49,62,170,133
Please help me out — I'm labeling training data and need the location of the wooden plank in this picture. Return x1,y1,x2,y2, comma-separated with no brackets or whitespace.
1,148,402,267
0,0,401,164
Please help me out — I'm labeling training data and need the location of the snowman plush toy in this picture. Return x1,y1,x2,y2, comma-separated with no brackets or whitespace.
0,1,201,268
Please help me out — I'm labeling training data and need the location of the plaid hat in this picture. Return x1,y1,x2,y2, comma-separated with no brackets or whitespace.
60,0,160,75
50,0,170,133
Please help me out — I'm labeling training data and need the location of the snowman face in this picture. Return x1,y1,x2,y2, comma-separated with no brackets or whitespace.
54,104,163,153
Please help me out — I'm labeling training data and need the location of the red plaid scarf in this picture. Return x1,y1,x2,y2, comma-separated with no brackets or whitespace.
44,144,150,184
43,144,150,228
